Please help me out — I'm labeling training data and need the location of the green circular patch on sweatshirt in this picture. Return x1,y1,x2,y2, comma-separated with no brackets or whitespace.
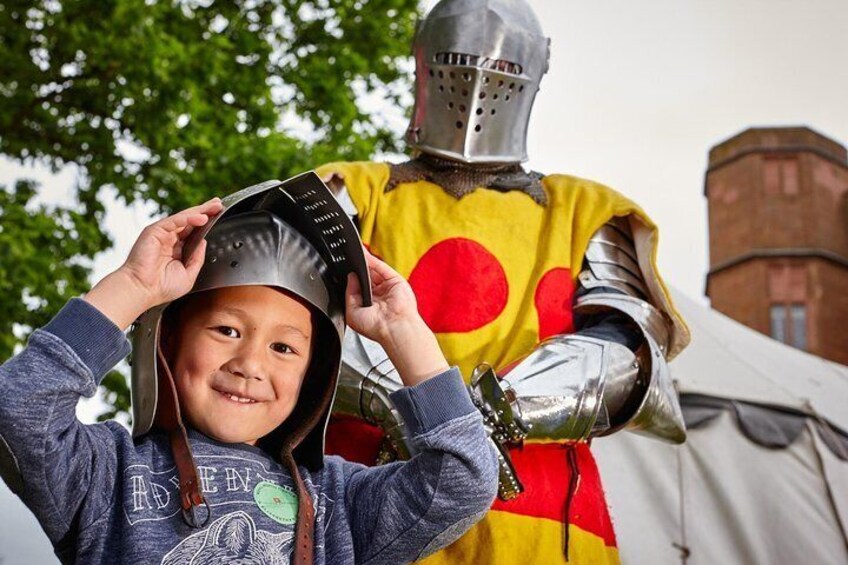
254,481,298,525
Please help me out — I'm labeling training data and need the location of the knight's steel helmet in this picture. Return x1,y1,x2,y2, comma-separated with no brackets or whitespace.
407,0,550,163
130,172,370,472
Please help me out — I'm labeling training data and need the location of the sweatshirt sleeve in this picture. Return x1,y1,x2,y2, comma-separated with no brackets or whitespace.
340,367,499,564
0,298,131,545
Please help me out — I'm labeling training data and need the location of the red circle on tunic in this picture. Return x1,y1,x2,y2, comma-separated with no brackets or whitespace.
535,267,575,340
408,238,508,333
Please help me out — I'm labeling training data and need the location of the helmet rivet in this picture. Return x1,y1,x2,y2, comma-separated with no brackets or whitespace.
233,241,243,249
209,255,217,263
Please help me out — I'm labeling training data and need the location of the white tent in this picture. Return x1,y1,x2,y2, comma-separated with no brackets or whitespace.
593,291,848,565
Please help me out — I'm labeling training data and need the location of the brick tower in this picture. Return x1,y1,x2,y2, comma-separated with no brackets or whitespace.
705,126,848,365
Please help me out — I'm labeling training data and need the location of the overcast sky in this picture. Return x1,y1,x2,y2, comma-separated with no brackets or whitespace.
2,1,847,561
522,0,848,301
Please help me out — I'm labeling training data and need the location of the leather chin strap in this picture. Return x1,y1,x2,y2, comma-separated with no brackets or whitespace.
156,343,210,529
283,448,315,565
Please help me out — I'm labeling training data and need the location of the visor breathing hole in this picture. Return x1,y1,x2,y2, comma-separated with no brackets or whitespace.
476,108,483,115
456,121,463,129
230,261,239,268
474,124,482,132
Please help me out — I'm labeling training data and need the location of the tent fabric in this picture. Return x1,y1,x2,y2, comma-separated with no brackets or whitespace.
668,291,848,432
680,394,848,453
592,290,848,565
594,415,848,565
812,428,848,546
818,423,848,462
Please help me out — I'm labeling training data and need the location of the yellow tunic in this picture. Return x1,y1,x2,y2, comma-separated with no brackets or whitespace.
317,161,679,564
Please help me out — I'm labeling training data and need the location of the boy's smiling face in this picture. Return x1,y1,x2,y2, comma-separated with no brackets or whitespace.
167,285,314,445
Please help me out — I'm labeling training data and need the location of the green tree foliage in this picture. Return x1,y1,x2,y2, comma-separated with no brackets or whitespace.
0,0,419,417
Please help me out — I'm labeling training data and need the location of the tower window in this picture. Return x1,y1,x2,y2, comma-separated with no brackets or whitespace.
769,305,786,343
790,305,807,351
769,303,807,350
763,157,799,195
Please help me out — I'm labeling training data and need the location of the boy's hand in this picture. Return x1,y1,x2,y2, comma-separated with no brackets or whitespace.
84,198,223,330
121,198,223,305
346,250,449,386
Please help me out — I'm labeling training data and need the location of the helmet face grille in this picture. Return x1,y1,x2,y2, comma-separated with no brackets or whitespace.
414,63,534,162
408,0,549,163
287,187,350,267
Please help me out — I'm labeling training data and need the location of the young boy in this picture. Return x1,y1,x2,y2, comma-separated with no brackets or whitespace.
0,176,499,564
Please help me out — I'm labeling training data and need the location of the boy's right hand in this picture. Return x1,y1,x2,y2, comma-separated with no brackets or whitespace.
83,198,223,331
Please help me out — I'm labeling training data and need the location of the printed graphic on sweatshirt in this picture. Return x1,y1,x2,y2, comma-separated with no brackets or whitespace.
122,454,332,530
161,511,294,564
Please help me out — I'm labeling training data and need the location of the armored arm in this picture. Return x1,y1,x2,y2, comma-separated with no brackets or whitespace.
501,216,686,444
333,330,412,464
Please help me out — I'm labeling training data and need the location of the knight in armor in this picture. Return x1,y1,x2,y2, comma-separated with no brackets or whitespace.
318,1,690,563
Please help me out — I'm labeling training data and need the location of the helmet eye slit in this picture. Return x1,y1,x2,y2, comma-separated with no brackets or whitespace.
433,52,523,76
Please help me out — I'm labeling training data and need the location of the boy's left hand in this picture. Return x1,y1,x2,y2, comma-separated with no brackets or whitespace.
345,250,449,386
345,250,419,343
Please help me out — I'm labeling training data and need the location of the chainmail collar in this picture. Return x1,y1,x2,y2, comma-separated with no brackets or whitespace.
387,154,548,206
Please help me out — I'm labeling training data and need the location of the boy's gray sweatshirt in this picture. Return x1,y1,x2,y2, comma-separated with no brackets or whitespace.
0,299,498,564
